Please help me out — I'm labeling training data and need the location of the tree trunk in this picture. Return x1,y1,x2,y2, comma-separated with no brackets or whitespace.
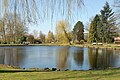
63,29,71,45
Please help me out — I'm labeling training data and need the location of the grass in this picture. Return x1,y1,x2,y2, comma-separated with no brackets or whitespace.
0,68,120,80
0,64,120,80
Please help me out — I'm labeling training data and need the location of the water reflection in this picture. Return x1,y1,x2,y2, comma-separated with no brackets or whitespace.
0,48,5,64
88,48,120,69
73,48,84,67
56,47,70,70
0,46,120,70
0,47,26,67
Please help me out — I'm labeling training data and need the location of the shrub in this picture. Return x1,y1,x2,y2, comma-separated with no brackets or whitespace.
80,40,84,44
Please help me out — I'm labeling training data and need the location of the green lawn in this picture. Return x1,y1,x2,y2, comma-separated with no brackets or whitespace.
0,68,120,80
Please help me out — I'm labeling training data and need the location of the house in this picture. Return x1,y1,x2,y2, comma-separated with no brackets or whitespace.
84,33,88,42
114,37,120,44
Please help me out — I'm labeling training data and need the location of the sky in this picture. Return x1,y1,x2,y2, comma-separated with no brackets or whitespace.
28,0,114,35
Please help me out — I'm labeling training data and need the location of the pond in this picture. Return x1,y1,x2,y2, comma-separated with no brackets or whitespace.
0,46,120,70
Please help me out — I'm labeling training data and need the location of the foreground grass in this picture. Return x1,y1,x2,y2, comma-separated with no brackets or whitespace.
0,68,120,80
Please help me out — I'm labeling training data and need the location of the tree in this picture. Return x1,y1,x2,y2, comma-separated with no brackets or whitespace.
18,36,26,44
0,0,84,44
0,20,5,43
100,2,117,43
73,21,84,42
26,35,34,44
13,17,28,43
56,20,71,44
0,13,28,43
88,15,100,43
84,17,94,32
88,2,118,43
46,31,54,43
39,31,45,43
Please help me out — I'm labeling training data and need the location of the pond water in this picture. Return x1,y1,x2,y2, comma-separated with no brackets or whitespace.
0,46,120,70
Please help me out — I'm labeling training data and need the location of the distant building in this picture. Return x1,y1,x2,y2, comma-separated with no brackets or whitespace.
114,37,120,44
84,33,88,41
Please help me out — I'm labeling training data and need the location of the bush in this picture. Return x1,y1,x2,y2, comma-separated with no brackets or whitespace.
3,42,7,44
75,40,84,44
80,40,84,44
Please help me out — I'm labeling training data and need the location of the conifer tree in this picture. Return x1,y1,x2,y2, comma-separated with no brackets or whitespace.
73,21,84,42
88,15,99,43
100,2,116,43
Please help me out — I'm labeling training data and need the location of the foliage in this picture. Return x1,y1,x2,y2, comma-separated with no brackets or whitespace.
0,13,28,44
73,21,84,42
88,2,118,43
68,32,74,42
55,33,69,43
26,35,34,44
88,15,100,43
39,31,45,43
80,40,84,44
101,2,115,43
84,17,94,32
100,2,117,43
34,39,42,44
0,0,84,44
56,20,71,44
18,36,26,44
46,31,54,43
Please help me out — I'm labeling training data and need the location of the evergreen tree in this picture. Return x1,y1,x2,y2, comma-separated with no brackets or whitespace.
88,15,100,43
100,2,116,43
73,21,84,42
39,31,45,43
46,31,54,43
88,2,117,43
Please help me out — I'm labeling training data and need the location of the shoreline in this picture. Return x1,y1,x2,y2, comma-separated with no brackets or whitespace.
0,65,120,80
0,64,120,72
0,43,120,49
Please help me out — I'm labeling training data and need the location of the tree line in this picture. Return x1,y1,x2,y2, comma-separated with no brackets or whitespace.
0,1,120,44
0,14,27,44
0,0,84,44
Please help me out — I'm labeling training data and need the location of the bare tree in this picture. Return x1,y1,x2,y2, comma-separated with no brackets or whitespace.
114,0,120,26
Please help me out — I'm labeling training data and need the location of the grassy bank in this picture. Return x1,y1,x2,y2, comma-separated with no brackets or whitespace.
0,64,120,80
0,68,120,80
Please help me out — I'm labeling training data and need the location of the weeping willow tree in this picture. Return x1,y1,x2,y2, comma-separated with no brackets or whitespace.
1,0,84,22
56,20,71,44
0,0,84,43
